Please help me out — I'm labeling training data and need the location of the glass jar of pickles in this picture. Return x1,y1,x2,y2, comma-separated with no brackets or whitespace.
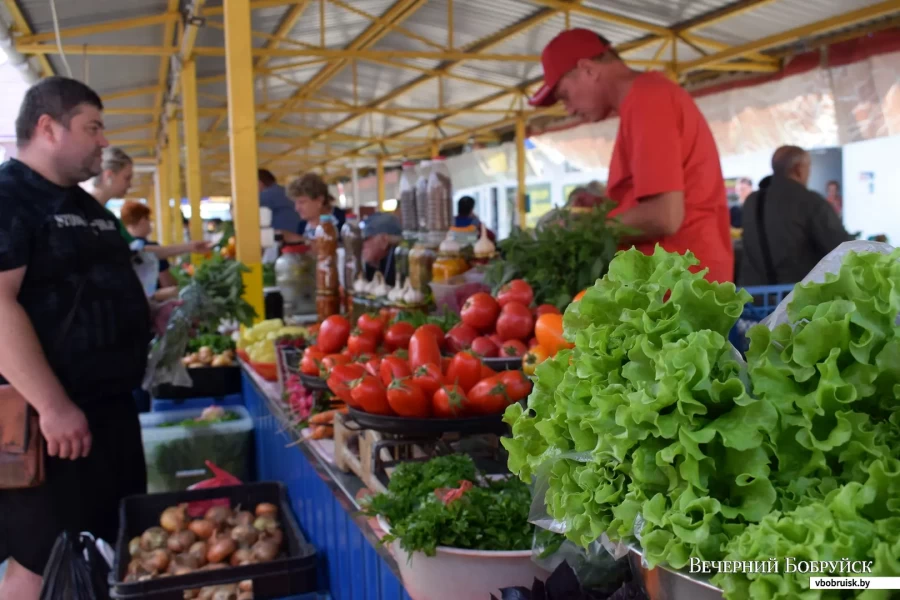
432,232,469,282
408,239,438,294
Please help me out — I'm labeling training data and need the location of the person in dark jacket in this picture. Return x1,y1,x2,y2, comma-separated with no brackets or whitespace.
739,146,852,287
361,213,402,287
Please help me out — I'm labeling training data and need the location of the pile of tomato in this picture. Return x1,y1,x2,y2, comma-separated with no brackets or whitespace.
298,313,533,419
447,279,575,375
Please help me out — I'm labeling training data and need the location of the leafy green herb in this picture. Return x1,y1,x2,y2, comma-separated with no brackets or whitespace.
187,333,236,355
263,263,276,288
362,455,533,556
394,306,460,332
157,411,239,427
484,205,630,310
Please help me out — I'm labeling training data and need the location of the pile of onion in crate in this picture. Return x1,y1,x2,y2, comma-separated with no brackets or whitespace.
125,501,284,599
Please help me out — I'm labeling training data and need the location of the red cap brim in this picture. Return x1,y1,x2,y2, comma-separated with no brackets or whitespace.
528,84,557,107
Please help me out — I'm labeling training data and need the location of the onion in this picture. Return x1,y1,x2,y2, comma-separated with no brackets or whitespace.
127,558,144,576
238,580,252,593
189,541,209,566
128,537,142,557
160,504,188,532
263,528,284,549
230,524,258,548
167,530,197,554
251,539,279,563
204,505,232,527
211,586,238,600
142,549,171,574
189,519,215,540
207,537,236,564
253,515,277,534
140,527,169,552
255,502,278,518
233,511,255,527
203,562,229,571
183,590,200,600
237,593,253,600
230,548,252,567
169,553,201,576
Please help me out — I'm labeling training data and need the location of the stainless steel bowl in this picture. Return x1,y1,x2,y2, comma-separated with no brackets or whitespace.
628,547,724,600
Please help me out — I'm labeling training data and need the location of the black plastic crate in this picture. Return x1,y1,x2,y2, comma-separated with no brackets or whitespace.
152,365,243,399
111,482,317,599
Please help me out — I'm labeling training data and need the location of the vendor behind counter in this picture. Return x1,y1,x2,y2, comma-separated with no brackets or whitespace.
360,213,402,287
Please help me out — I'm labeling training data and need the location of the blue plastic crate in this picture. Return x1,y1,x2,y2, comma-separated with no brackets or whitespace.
151,392,244,412
730,284,795,355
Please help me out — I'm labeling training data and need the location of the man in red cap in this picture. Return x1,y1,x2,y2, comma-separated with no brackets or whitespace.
531,29,734,283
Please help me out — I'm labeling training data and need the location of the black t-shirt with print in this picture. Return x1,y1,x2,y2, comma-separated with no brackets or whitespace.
0,159,151,406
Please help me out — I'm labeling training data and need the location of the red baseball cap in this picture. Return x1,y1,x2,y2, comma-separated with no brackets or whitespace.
529,29,611,107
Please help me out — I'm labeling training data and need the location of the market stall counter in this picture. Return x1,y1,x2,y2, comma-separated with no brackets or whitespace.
241,364,414,600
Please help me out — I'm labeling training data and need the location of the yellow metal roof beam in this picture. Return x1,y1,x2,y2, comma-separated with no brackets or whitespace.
674,0,782,35
103,84,166,102
680,0,900,73
15,12,181,44
106,123,155,136
152,0,181,148
325,0,446,51
253,0,312,73
2,0,54,76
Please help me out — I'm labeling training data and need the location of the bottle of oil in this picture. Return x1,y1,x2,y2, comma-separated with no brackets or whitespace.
315,214,340,320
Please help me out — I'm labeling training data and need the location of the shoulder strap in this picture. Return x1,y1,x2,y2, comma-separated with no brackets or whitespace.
754,189,778,285
54,278,86,352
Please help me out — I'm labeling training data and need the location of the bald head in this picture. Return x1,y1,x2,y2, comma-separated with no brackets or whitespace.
772,145,811,186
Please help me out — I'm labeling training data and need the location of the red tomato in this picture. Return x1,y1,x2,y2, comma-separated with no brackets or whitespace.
347,330,379,357
496,302,534,341
417,324,446,350
379,356,412,387
384,322,415,351
498,370,532,402
350,375,392,415
445,352,483,393
411,363,444,400
460,293,500,332
488,333,504,348
496,279,534,308
445,323,479,354
523,345,550,376
433,384,470,418
357,313,385,341
534,304,561,317
327,363,366,405
480,363,496,379
528,337,539,349
300,347,325,376
318,315,352,354
470,336,499,358
441,356,452,374
320,354,351,378
363,356,383,377
408,328,442,371
467,375,511,415
386,379,430,418
499,339,528,358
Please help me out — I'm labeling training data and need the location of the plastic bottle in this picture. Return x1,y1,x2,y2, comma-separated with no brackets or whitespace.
398,162,418,233
427,157,453,232
315,214,340,320
275,244,316,316
414,160,432,233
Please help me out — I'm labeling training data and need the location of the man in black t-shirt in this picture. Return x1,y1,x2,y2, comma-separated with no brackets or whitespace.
0,77,164,598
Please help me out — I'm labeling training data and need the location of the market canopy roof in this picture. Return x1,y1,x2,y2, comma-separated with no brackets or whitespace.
2,0,899,197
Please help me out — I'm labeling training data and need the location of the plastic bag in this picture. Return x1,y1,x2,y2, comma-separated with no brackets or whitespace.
185,460,242,518
532,532,631,593
40,532,111,600
761,240,896,330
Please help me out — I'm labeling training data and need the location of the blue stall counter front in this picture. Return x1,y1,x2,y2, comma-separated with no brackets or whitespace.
242,369,414,600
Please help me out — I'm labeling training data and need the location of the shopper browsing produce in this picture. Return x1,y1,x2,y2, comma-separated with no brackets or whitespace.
530,28,734,283
0,77,177,599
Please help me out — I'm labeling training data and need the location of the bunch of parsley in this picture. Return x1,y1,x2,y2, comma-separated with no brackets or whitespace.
362,455,534,556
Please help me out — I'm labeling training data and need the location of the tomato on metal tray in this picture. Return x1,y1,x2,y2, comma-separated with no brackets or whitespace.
488,333,504,349
300,347,326,376
320,353,351,378
498,370,532,402
363,355,383,377
534,304,561,317
411,363,444,400
386,379,431,418
496,279,534,308
460,292,500,332
470,336,499,358
467,375,513,416
347,329,379,357
408,328,442,371
379,355,412,387
535,313,574,355
356,313,385,341
480,362,496,380
500,339,528,358
384,321,415,351
523,346,550,376
445,323,479,354
318,315,352,354
444,351,483,393
496,302,534,342
350,375,392,415
416,324,446,351
433,384,470,418
327,363,366,405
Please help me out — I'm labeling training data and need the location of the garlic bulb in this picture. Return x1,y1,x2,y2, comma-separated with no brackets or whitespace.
473,223,495,258
439,232,461,254
388,276,405,303
353,272,368,294
370,272,389,298
402,279,424,305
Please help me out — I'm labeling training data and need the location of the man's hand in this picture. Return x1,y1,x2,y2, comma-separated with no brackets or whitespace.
189,240,213,253
38,399,91,460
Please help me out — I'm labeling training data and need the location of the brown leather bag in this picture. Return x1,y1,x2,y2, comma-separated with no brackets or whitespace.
0,279,85,489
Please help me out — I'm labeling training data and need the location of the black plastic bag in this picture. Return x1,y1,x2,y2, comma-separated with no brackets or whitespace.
40,531,111,600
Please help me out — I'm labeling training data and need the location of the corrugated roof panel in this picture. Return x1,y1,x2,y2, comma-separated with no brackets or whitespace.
579,0,735,28
283,0,398,48
319,61,424,105
14,0,168,30
48,55,161,95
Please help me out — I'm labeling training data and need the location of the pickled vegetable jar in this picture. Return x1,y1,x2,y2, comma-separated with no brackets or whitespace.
432,252,469,282
408,242,437,294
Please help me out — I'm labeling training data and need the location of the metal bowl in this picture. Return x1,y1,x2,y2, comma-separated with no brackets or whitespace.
627,546,723,600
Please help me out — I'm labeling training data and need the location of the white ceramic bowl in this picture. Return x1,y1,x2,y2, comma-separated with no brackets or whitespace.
377,516,549,600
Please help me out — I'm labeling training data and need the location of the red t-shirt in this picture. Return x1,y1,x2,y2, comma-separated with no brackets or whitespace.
607,72,734,283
